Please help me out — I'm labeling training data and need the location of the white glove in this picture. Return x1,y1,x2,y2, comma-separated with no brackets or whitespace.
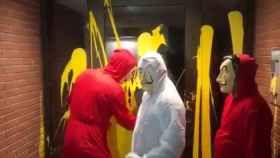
126,152,141,158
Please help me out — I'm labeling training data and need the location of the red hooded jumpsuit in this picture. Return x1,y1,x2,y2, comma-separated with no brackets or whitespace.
215,54,273,158
63,49,137,158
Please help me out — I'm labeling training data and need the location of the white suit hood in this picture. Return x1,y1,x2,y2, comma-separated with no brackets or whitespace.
130,52,186,158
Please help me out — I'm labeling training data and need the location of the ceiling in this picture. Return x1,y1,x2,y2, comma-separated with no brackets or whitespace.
55,0,245,30
55,0,242,14
56,0,87,15
109,5,185,28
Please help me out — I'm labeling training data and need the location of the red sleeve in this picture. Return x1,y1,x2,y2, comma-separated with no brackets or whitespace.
110,88,136,130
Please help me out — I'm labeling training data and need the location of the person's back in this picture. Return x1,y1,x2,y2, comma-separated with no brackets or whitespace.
69,69,119,129
63,49,137,158
64,69,115,158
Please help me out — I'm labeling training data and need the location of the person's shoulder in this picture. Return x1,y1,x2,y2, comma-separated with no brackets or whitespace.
239,94,270,114
101,78,123,95
159,92,184,111
92,69,123,93
94,69,117,85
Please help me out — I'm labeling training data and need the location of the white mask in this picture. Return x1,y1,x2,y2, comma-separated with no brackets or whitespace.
138,52,167,93
138,63,155,92
216,58,236,94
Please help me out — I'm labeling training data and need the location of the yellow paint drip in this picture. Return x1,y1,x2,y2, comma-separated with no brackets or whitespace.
39,109,45,158
108,25,168,158
228,11,244,56
104,0,121,48
54,48,88,146
137,25,167,57
151,25,167,51
88,11,108,67
60,48,87,106
56,3,168,158
193,25,214,158
271,75,277,96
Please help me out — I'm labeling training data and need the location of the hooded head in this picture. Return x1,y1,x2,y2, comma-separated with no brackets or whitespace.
216,54,258,98
104,49,137,82
138,52,167,93
216,55,238,94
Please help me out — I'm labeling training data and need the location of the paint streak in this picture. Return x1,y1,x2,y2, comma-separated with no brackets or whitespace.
137,25,167,57
60,48,87,106
193,25,214,158
109,25,168,158
228,11,244,56
55,3,168,158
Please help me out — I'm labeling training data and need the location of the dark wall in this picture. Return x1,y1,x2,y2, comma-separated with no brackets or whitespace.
44,3,84,158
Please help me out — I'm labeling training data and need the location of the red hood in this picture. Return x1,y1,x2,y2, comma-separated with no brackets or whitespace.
235,54,258,99
104,49,137,82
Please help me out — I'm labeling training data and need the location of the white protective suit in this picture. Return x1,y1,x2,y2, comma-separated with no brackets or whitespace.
127,52,186,158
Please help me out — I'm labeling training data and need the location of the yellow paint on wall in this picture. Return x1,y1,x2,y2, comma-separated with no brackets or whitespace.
56,4,168,158
151,25,167,51
108,24,168,158
60,48,87,106
137,32,153,57
228,11,244,56
193,25,214,158
137,25,167,57
54,48,88,143
88,11,108,67
39,109,45,158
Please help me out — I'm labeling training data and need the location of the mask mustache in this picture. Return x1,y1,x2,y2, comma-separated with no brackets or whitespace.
142,80,153,84
219,81,227,86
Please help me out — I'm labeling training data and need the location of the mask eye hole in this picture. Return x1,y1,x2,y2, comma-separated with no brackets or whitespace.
222,66,228,73
142,71,153,84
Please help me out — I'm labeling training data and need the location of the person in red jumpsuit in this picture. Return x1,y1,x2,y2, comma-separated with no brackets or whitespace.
63,49,137,158
215,54,273,158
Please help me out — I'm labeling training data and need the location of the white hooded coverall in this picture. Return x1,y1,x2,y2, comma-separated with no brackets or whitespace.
127,53,186,158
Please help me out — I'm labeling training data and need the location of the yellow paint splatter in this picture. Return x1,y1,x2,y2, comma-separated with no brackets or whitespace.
55,48,87,139
137,33,153,57
55,4,168,158
60,48,87,106
108,25,168,158
228,11,244,56
39,107,45,158
137,25,167,57
193,25,214,158
88,11,108,67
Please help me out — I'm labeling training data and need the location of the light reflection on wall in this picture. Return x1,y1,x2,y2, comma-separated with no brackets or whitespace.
106,36,138,57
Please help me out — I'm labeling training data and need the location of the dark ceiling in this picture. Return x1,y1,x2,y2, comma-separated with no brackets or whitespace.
108,5,185,28
56,0,249,32
56,0,244,17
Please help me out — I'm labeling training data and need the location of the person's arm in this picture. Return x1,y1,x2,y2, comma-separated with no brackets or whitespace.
111,88,136,130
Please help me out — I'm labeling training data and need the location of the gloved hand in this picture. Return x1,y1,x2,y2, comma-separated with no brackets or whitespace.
126,152,141,158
